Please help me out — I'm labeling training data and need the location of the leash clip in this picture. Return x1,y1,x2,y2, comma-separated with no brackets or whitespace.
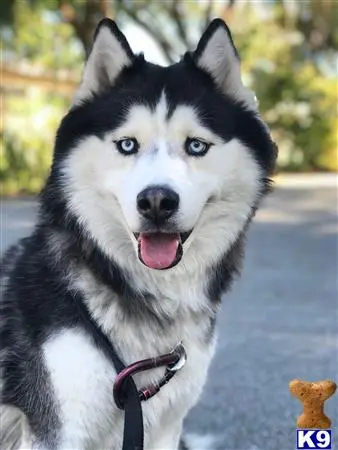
113,342,187,409
168,342,187,372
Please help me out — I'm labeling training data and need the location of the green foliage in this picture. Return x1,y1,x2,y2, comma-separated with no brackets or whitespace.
1,91,69,195
1,131,51,195
0,0,14,26
1,1,77,195
232,6,337,172
2,1,83,70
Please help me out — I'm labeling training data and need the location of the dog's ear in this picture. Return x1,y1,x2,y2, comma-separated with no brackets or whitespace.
73,19,134,105
193,19,257,110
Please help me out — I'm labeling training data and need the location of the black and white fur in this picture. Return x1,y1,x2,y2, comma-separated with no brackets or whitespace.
0,18,276,450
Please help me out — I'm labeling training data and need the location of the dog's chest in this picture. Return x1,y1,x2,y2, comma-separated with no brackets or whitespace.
43,315,215,449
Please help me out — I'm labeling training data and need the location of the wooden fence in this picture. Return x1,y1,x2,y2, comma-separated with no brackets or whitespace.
1,66,78,95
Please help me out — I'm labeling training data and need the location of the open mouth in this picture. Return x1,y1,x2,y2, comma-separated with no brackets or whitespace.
134,231,192,270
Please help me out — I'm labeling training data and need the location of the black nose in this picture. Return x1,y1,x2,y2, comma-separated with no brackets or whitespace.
137,186,179,222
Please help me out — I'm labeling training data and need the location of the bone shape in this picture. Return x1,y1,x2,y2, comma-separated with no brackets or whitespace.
289,379,337,429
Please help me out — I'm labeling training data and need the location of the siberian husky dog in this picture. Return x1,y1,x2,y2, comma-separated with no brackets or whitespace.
0,18,276,450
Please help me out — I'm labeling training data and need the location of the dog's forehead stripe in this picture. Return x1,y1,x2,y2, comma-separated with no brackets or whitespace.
156,91,168,121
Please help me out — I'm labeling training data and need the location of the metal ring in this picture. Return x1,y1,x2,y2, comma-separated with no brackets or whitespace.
168,343,187,372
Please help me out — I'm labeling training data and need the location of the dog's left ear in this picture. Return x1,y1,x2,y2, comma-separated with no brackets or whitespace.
73,19,134,105
193,19,257,110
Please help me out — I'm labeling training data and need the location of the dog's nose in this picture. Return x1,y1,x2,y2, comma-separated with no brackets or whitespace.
137,186,179,222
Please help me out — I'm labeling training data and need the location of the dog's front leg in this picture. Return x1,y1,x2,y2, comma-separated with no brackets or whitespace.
146,418,183,450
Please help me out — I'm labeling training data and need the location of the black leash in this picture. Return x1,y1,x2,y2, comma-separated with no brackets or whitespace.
75,297,186,450
76,299,144,450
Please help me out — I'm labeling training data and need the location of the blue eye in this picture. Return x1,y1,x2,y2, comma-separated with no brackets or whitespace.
115,138,139,155
185,138,211,156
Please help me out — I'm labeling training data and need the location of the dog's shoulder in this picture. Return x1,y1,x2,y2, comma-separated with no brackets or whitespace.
0,231,77,448
1,238,28,279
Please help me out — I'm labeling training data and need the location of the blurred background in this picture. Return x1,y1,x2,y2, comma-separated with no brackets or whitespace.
1,2,337,449
0,0,337,195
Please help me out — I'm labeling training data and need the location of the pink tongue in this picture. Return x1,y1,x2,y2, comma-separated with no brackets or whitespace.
139,233,179,269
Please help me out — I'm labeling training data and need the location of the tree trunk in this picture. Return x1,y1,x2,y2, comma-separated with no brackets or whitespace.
59,0,113,56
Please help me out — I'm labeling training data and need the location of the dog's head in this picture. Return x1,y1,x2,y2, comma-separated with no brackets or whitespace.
49,19,276,272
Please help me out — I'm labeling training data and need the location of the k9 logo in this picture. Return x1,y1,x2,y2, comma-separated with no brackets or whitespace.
297,430,332,449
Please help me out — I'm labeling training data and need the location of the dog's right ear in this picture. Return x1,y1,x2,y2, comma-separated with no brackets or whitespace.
193,19,257,110
73,19,134,105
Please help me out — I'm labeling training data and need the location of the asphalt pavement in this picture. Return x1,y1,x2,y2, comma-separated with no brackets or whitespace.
1,177,337,450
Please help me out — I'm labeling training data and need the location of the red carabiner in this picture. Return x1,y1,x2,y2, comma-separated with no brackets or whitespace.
113,343,186,409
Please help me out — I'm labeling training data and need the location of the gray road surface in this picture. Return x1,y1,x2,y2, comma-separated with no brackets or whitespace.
1,184,337,450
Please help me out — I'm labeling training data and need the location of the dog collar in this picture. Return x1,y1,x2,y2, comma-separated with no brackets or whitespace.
113,342,187,409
